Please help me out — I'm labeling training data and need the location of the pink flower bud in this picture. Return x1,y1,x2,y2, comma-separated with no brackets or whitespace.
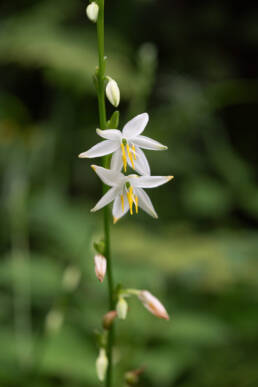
94,254,107,283
138,290,169,320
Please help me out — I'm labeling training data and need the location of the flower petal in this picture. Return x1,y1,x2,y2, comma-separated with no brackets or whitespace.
96,129,121,141
134,175,174,188
135,188,158,218
79,140,119,158
91,165,124,186
127,146,151,175
133,135,167,151
122,113,149,139
112,192,129,223
110,148,123,172
91,186,120,212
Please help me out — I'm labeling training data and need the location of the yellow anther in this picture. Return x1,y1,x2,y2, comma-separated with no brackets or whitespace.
132,144,136,160
127,186,134,215
135,195,138,214
126,144,135,169
120,143,127,172
120,194,124,212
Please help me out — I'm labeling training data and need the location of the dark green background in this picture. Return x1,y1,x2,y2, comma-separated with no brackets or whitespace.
0,0,258,386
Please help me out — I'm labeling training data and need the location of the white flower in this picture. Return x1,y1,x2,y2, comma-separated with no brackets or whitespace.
106,79,120,107
90,165,174,223
86,2,99,23
96,348,108,382
79,113,167,176
138,290,169,320
116,297,128,319
94,254,107,283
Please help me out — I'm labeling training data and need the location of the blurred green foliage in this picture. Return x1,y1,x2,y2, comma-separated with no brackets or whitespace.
0,0,258,386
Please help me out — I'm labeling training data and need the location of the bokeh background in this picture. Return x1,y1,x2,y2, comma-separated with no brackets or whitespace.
1,0,258,386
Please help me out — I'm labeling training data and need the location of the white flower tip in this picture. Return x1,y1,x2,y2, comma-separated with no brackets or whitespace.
167,175,174,182
162,145,168,150
91,164,97,172
113,217,119,224
96,128,102,136
141,112,149,120
94,254,107,283
150,210,158,219
78,151,88,158
106,79,120,107
86,2,99,23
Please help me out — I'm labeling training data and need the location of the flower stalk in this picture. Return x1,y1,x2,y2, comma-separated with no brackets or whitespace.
82,0,172,384
96,0,115,385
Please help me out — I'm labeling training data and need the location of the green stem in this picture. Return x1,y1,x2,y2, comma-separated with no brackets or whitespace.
96,1,115,386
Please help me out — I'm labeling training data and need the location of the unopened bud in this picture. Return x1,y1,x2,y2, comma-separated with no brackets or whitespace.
116,297,128,320
138,290,169,320
103,310,117,330
86,2,99,23
96,348,108,382
62,265,81,292
106,79,120,107
94,254,107,283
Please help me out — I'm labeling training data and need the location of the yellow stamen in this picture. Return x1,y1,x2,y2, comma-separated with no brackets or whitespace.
120,143,127,172
120,194,124,212
135,195,138,214
126,144,135,169
132,144,136,160
113,217,118,224
127,186,134,215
